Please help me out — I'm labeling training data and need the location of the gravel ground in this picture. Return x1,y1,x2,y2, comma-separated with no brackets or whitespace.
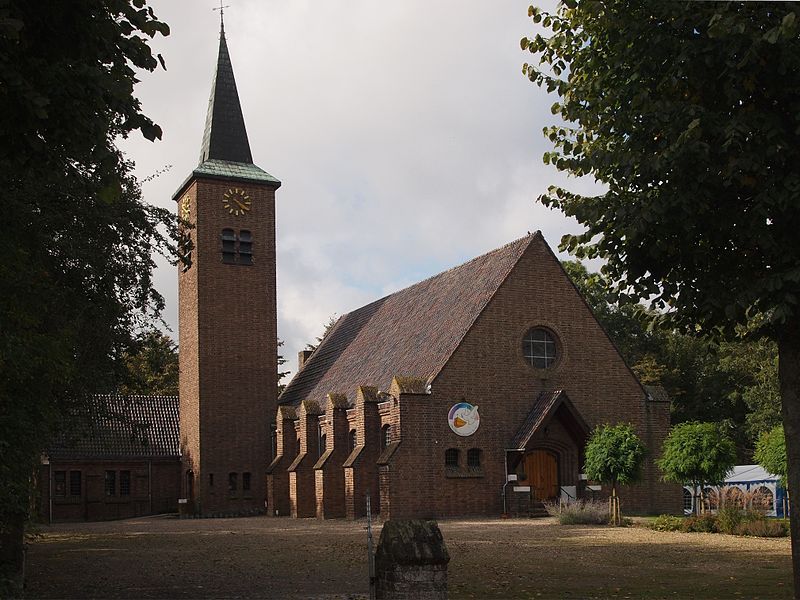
25,515,793,599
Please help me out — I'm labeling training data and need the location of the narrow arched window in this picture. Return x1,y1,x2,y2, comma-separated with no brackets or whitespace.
381,424,391,449
467,448,482,468
222,229,236,263
445,448,459,468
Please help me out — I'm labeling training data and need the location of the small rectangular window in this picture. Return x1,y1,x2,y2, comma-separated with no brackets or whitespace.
467,448,482,468
222,229,236,264
239,230,253,265
105,471,116,496
242,472,251,492
69,471,82,496
119,470,131,496
54,471,66,497
445,449,459,468
228,472,238,494
209,473,214,487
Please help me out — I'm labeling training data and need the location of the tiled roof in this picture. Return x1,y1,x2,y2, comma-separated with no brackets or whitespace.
279,234,537,407
194,159,280,185
509,391,563,450
47,395,179,460
509,390,590,450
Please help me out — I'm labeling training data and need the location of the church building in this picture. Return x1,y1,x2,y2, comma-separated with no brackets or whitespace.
40,18,680,522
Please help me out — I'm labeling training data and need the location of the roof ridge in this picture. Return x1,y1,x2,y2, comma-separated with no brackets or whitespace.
339,233,538,320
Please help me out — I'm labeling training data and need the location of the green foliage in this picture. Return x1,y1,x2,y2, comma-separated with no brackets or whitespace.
583,423,646,488
545,500,610,525
117,330,178,396
524,2,800,335
755,425,788,487
562,261,780,455
717,505,757,535
658,422,737,491
681,514,719,534
0,0,172,552
650,514,683,532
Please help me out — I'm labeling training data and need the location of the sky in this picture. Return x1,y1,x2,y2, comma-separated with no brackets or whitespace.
120,0,601,378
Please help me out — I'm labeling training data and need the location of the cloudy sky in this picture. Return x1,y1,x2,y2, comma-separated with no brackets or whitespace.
120,0,600,377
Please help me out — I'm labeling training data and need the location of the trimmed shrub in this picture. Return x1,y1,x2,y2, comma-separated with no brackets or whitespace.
545,500,610,525
681,514,719,533
650,514,683,532
735,519,789,538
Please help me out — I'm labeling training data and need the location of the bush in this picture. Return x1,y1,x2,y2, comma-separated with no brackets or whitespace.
717,506,760,534
651,514,683,532
735,519,789,538
545,500,610,525
681,514,719,533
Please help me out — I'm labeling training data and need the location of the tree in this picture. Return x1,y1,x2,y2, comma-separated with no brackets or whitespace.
277,339,290,395
305,314,338,352
583,423,645,525
524,3,800,587
0,1,171,592
658,422,737,516
755,425,788,489
117,331,179,396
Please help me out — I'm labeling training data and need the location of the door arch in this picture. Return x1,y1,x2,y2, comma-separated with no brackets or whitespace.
525,450,559,501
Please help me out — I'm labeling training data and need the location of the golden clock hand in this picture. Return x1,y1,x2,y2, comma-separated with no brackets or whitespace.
235,198,248,210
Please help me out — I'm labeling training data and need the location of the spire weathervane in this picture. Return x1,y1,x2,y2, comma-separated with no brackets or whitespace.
212,1,231,34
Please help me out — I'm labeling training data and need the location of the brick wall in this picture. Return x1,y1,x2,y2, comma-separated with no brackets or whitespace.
288,401,322,517
39,458,180,522
266,407,298,516
381,235,681,517
177,174,278,516
314,395,350,518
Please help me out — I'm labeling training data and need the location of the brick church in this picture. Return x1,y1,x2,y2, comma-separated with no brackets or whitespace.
40,20,680,522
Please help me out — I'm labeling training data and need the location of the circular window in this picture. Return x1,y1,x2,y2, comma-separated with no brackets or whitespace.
522,328,558,369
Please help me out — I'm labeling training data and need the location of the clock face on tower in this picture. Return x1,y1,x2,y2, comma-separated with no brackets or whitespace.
223,187,252,216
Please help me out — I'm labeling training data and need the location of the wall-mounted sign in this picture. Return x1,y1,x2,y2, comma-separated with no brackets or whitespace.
448,402,480,437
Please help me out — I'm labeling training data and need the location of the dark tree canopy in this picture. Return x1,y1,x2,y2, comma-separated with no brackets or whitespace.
0,2,173,588
526,2,800,587
524,2,800,335
117,331,179,397
583,423,646,489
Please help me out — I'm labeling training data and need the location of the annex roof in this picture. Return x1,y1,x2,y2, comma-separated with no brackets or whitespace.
47,395,180,460
279,234,539,408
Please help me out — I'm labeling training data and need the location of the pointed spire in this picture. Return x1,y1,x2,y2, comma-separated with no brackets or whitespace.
199,10,253,165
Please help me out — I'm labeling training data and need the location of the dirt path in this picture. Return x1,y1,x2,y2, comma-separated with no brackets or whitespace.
25,516,792,599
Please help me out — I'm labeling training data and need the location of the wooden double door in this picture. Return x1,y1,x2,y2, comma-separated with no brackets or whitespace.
525,450,559,501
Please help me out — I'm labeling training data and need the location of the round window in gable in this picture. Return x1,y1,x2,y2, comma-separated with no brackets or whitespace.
522,328,558,369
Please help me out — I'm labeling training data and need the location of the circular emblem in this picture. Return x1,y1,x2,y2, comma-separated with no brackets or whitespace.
448,402,480,437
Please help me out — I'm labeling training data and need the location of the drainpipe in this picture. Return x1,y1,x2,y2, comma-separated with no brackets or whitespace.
48,461,53,524
148,460,153,515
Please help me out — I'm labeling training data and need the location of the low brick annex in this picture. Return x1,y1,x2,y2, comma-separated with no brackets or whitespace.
268,232,682,520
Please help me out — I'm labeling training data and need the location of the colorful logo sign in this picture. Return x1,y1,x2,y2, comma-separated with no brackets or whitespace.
448,402,480,437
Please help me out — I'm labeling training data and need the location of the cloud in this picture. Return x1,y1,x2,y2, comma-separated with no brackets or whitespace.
120,0,594,378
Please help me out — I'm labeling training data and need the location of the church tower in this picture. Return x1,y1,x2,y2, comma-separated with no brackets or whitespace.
174,15,280,516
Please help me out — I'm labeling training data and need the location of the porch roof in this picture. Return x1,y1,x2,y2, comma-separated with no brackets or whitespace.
508,390,590,451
